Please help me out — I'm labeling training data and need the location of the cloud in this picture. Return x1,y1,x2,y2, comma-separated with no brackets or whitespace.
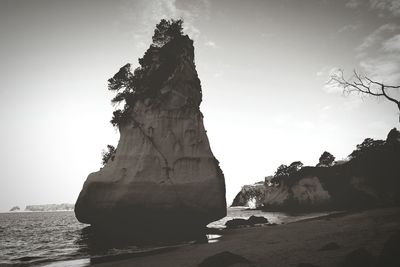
319,67,345,94
346,0,361,8
369,0,400,16
356,24,399,55
337,24,360,34
118,0,210,50
382,34,400,51
204,40,217,48
360,54,400,84
346,0,400,16
356,23,400,83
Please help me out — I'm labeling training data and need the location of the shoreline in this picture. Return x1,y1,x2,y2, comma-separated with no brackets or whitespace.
85,207,400,267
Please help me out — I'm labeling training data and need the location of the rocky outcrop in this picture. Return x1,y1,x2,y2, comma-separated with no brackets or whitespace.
230,128,400,212
263,176,331,210
262,128,400,211
75,25,226,232
25,203,74,212
231,182,265,208
225,216,269,228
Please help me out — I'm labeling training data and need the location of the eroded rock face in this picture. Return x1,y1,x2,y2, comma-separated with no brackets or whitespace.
75,35,226,230
263,176,331,210
231,182,265,208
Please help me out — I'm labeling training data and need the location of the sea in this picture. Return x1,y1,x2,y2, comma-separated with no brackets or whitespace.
0,207,331,266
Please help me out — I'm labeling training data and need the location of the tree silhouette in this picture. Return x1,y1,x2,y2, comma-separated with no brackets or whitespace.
271,161,303,185
349,138,385,159
152,19,183,47
107,19,185,127
101,145,117,166
330,69,400,122
317,151,335,167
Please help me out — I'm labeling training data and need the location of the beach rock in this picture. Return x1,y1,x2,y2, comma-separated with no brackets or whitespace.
198,251,253,267
75,23,226,232
247,215,269,225
378,231,400,267
225,219,249,228
318,242,340,251
341,248,376,267
225,216,269,228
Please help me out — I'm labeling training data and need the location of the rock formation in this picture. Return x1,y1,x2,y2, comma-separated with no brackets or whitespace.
233,128,400,211
262,128,400,211
231,182,265,207
75,20,226,233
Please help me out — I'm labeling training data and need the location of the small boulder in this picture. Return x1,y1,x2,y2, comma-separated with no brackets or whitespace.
247,215,269,225
341,248,376,267
198,251,252,267
318,242,340,251
225,219,248,228
378,231,400,267
225,216,269,229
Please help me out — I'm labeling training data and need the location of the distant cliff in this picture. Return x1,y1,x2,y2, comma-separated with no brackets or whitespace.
232,182,265,208
233,128,400,211
25,203,74,212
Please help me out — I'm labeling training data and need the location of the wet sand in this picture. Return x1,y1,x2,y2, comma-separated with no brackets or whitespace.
92,207,400,267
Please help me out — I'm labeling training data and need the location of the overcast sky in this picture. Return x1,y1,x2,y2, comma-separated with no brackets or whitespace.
0,0,399,212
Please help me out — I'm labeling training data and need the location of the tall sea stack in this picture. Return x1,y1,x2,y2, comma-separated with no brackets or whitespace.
75,20,226,234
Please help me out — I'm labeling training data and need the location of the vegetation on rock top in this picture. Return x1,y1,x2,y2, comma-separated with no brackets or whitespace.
107,19,198,127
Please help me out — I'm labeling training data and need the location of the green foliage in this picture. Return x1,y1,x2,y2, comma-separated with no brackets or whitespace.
317,151,335,167
349,138,385,159
101,145,117,166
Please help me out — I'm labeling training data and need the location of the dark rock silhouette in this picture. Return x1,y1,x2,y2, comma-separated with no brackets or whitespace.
75,20,226,235
341,248,376,267
198,251,253,267
234,128,400,211
225,216,269,229
378,231,400,267
247,215,269,225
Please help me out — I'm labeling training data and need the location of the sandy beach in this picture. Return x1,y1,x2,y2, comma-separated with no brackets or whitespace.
90,207,400,267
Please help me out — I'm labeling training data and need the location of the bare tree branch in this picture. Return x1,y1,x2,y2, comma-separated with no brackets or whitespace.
329,69,400,122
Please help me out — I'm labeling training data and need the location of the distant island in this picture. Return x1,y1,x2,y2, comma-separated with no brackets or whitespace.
9,206,20,212
24,203,74,212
